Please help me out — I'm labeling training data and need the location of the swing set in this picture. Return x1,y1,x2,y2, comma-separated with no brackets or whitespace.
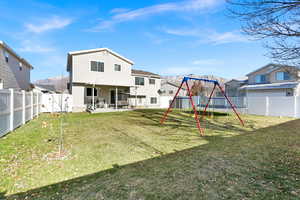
160,76,244,136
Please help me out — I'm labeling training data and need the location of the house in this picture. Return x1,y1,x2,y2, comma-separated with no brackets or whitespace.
67,48,161,112
225,77,247,97
240,63,300,97
130,69,161,108
160,80,187,96
33,84,57,94
0,41,33,90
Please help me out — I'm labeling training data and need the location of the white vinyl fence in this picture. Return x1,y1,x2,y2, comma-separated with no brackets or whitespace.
160,95,300,118
40,94,72,113
0,89,42,137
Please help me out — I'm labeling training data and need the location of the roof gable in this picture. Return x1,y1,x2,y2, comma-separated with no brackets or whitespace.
68,48,134,65
0,41,34,69
246,63,299,76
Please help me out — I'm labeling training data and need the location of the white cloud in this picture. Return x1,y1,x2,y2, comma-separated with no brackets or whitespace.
162,27,249,45
110,8,130,14
25,16,72,33
144,32,171,44
90,0,222,31
19,40,55,53
19,45,54,53
206,31,249,44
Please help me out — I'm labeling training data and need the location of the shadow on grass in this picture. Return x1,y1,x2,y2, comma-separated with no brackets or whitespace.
182,110,229,116
131,109,251,134
5,118,300,200
0,192,6,200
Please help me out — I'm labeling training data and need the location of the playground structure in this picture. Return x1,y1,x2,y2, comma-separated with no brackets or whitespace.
160,76,245,136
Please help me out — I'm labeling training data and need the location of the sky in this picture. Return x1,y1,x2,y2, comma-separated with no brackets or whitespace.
0,0,272,81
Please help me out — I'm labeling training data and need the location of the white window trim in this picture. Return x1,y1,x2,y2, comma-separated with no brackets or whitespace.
0,79,3,89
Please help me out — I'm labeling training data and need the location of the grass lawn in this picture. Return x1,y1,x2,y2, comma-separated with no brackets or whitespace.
0,109,299,199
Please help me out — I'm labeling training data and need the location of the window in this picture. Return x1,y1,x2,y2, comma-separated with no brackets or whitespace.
138,97,142,104
19,62,22,71
286,89,293,96
276,71,291,81
3,50,8,62
135,77,144,85
91,61,104,72
86,88,98,96
114,64,121,71
169,90,174,95
255,74,267,83
149,79,155,84
0,79,3,89
150,97,157,104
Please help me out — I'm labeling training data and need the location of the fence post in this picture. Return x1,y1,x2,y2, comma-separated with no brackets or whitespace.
265,96,269,116
9,89,14,131
36,92,39,117
294,96,298,118
22,90,25,124
31,91,33,119
243,96,247,114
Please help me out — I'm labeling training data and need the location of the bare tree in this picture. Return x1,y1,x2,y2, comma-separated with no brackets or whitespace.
189,80,204,96
227,0,300,71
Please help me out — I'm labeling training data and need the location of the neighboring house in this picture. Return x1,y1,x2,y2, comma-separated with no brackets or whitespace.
160,80,187,96
240,63,300,97
0,41,33,90
130,69,161,108
67,48,161,112
225,77,248,97
33,84,57,94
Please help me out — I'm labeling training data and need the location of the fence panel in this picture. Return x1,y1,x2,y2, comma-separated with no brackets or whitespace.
25,92,31,122
297,97,300,118
0,90,11,137
268,97,295,117
0,89,42,137
13,91,23,129
40,94,73,113
246,97,267,116
33,92,38,116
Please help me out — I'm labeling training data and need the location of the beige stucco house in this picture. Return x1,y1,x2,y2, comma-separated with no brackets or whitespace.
225,77,247,97
0,41,33,90
240,63,300,97
160,80,187,97
67,48,161,112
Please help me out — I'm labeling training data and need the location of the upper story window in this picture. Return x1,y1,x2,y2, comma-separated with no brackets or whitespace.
276,71,291,81
149,79,155,84
3,50,9,63
19,62,22,71
114,64,121,71
91,61,104,72
255,74,267,83
135,77,144,86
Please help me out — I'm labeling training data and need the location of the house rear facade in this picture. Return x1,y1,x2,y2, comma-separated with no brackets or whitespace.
225,77,247,97
67,48,161,112
240,64,300,97
0,41,33,90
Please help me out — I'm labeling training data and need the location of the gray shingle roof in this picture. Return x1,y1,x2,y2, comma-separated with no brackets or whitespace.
131,69,160,78
240,82,299,90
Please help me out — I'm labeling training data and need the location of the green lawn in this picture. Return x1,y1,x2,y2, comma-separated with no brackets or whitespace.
0,109,299,199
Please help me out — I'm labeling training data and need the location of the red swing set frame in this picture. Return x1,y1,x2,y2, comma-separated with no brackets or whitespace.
160,76,244,136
